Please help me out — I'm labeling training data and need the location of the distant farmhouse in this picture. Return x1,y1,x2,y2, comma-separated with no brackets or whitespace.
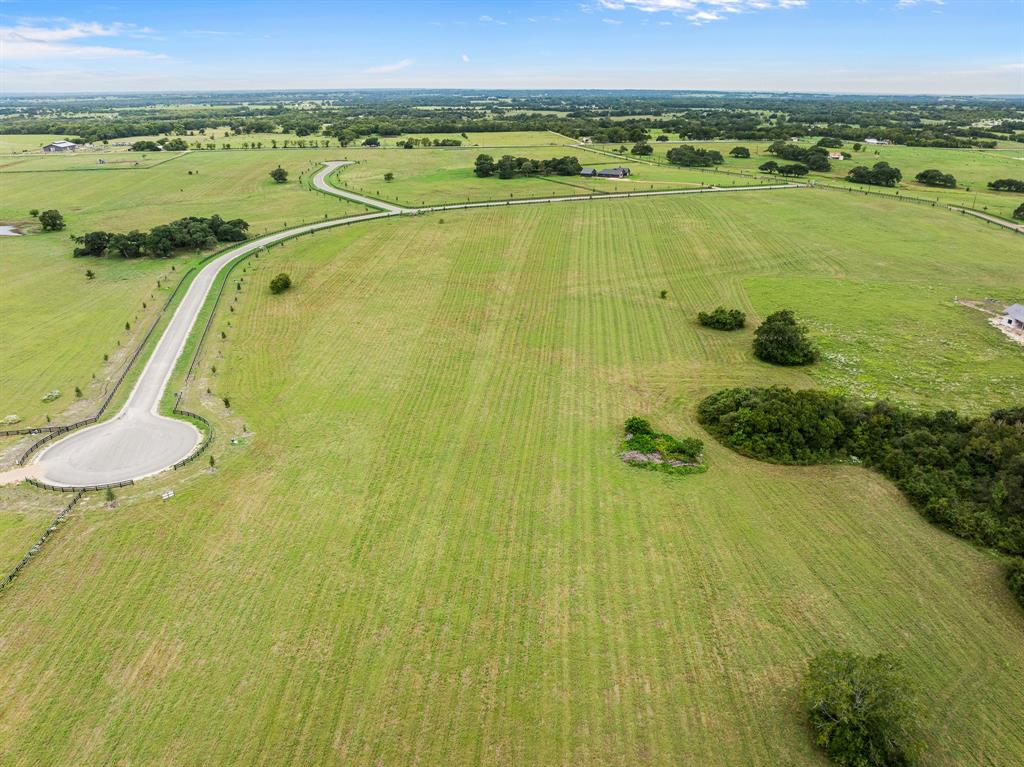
581,167,631,178
1003,304,1024,331
42,140,77,153
828,151,844,160
864,138,891,146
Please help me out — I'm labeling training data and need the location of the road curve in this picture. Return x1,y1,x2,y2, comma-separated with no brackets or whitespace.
28,162,801,488
33,208,397,487
313,162,410,213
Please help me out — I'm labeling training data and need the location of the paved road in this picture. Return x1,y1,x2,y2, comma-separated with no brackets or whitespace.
33,208,396,487
950,207,1024,234
29,163,801,488
313,162,410,213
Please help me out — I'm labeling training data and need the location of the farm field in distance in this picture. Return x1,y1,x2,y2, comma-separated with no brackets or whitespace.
614,139,1024,221
2,185,1023,765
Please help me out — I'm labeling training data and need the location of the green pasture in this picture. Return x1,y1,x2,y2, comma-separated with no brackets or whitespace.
1,191,1022,766
326,146,770,207
613,139,1024,221
0,149,372,425
0,134,69,153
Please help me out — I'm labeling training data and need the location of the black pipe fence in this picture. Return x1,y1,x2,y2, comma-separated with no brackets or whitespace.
27,477,133,493
171,409,214,470
0,489,84,594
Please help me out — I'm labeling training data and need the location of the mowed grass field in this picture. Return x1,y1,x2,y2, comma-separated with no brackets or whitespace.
0,149,371,425
1,191,1022,766
615,139,1024,221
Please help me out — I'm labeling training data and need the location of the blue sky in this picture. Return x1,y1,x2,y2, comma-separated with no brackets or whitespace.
2,0,1022,94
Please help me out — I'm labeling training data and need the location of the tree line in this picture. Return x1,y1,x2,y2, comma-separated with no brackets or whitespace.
473,154,582,178
72,214,249,259
697,386,1024,609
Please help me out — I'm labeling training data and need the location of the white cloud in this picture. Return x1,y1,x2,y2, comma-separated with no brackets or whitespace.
364,58,414,73
0,19,163,59
461,53,470,62
602,17,624,23
594,0,808,25
688,10,723,24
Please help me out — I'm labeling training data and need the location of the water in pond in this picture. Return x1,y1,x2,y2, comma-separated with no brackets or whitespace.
0,226,22,236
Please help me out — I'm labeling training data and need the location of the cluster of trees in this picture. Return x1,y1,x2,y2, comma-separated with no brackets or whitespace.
73,214,249,259
697,386,1024,606
766,140,832,171
847,161,902,187
729,146,750,158
473,154,582,178
697,307,746,330
988,178,1024,193
398,137,463,148
630,141,653,156
753,310,817,365
914,168,956,188
623,417,704,469
758,161,809,177
801,650,924,767
665,145,724,167
129,137,187,152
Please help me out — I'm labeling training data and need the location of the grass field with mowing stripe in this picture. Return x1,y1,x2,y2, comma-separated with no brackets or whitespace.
1,191,1021,766
0,150,371,426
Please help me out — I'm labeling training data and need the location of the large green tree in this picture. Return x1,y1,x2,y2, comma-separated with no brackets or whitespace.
752,310,817,365
38,209,65,231
801,650,925,767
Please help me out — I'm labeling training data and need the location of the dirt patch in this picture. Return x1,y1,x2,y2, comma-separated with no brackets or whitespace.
0,464,43,486
620,450,701,469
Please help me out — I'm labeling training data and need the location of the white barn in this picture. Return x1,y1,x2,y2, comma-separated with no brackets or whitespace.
1003,304,1024,331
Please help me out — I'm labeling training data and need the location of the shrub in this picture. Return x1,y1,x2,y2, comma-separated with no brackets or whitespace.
269,272,292,294
269,167,288,183
624,416,653,436
801,650,924,767
753,310,817,366
1015,202,1024,221
698,306,746,330
38,209,65,231
914,169,956,188
621,418,705,474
